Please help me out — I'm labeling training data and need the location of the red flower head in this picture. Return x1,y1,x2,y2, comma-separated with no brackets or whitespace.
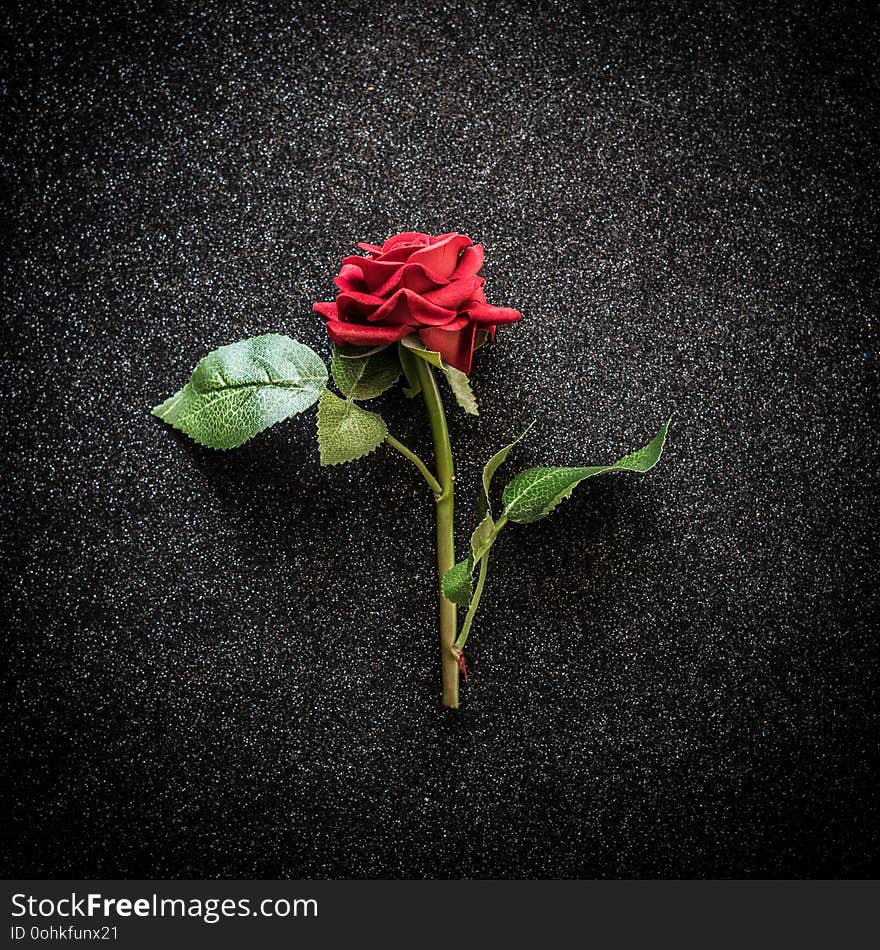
313,231,521,374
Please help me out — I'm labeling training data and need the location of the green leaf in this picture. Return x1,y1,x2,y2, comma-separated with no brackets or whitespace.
477,421,534,523
469,421,534,559
152,334,327,450
331,345,401,400
443,365,478,415
469,513,496,562
397,343,422,398
400,334,478,415
316,389,388,465
502,420,670,524
400,334,444,369
445,423,534,607
442,557,475,606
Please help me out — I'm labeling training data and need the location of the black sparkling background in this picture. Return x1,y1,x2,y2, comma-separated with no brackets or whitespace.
2,0,878,878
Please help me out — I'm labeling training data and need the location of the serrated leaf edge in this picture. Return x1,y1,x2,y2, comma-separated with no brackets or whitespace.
316,389,389,466
152,335,327,451
443,365,478,415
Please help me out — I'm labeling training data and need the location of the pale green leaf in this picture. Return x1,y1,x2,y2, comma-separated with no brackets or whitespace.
502,420,670,524
469,513,496,564
400,333,444,369
445,515,494,610
331,345,401,400
316,389,388,465
444,365,478,415
152,334,327,450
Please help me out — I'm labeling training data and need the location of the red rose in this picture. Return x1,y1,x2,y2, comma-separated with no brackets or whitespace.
313,231,521,374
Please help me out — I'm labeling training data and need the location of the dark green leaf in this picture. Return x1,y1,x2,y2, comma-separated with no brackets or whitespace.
502,420,670,524
442,557,475,605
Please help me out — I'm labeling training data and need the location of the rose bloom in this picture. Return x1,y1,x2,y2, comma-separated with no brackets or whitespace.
313,231,521,374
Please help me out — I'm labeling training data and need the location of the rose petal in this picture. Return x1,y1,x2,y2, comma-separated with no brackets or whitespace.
410,233,472,278
334,263,369,294
466,302,522,326
427,315,470,332
374,244,424,264
340,257,451,298
382,231,432,252
342,256,405,294
422,275,484,309
398,262,451,294
452,243,485,279
465,284,487,305
357,242,383,256
336,290,383,321
369,288,458,326
326,320,412,346
418,322,478,374
313,301,338,320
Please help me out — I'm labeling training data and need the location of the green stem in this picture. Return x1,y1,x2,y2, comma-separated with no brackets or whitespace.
384,434,442,496
413,359,459,709
454,551,490,652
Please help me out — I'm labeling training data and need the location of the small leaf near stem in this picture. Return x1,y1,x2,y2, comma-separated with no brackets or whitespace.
397,343,423,399
443,365,478,416
316,390,388,465
400,334,444,369
441,556,475,605
442,515,506,606
477,422,535,521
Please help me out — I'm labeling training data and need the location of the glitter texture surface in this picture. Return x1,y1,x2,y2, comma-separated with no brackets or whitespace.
2,1,878,877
